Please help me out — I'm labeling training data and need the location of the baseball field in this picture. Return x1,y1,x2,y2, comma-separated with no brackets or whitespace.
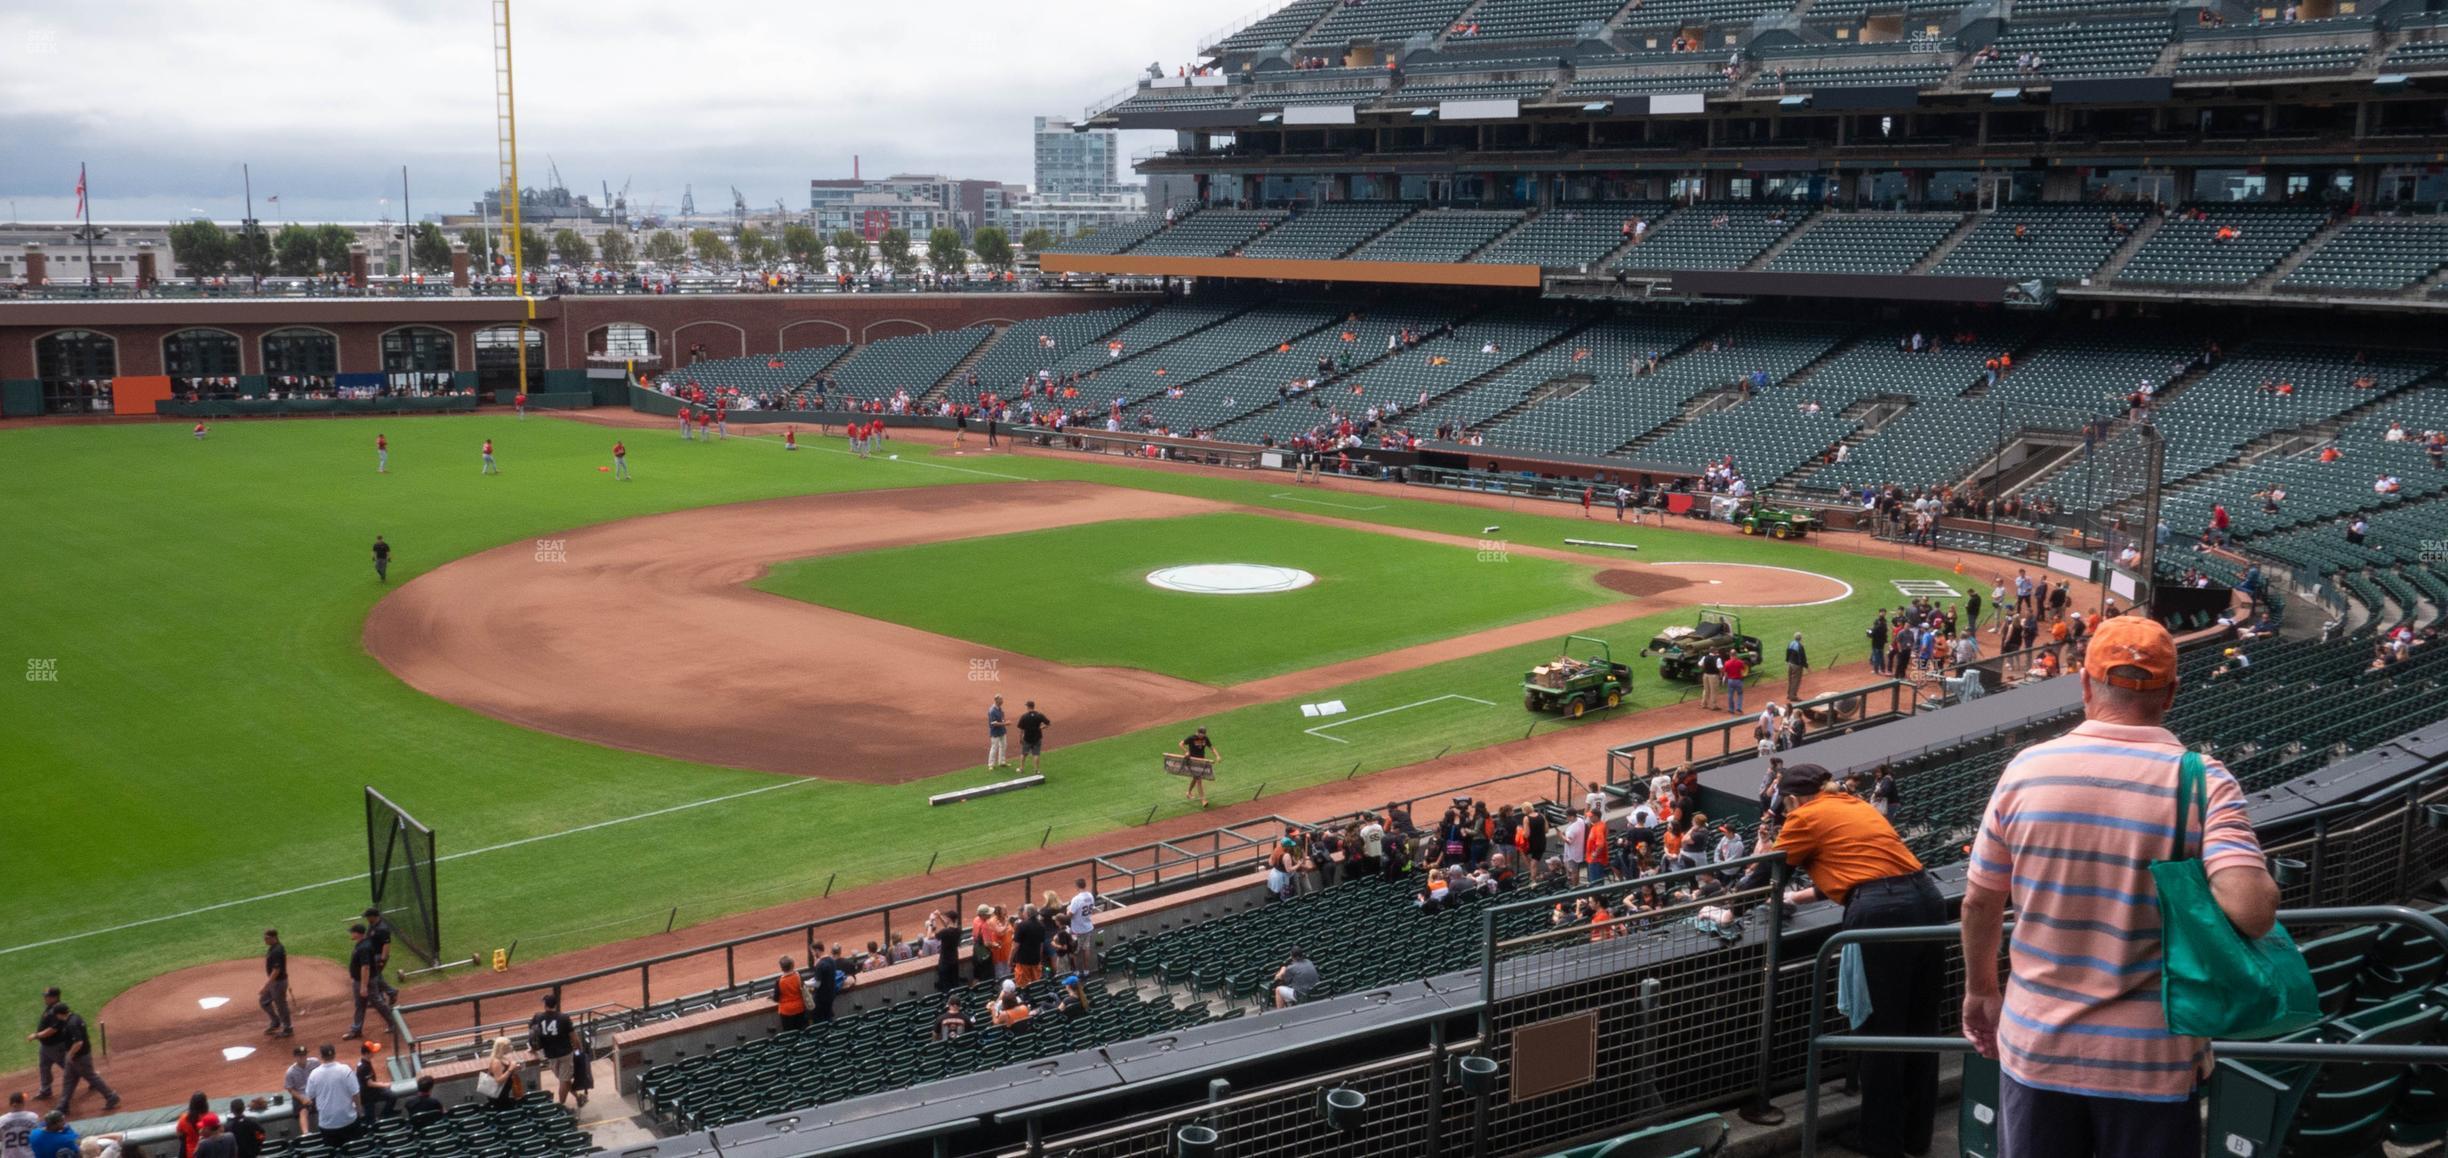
0,413,1965,1072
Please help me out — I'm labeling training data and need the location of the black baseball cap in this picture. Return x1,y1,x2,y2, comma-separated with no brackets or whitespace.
41,987,59,998
1778,763,1834,796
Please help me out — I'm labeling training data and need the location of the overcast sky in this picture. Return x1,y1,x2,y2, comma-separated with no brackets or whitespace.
0,0,1237,224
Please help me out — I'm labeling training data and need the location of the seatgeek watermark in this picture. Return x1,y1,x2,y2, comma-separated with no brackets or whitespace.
26,658,58,682
969,658,1000,682
534,538,568,564
1477,538,1509,563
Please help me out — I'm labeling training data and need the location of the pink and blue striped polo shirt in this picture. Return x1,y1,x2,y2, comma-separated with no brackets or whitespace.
1965,719,2265,1102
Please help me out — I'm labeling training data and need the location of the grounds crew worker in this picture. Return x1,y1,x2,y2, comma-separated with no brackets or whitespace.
1772,762,1941,1158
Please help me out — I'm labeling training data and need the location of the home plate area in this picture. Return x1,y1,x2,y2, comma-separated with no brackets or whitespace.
1304,694,1500,744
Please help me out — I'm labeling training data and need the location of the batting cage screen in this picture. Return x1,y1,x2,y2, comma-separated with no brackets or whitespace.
364,787,440,967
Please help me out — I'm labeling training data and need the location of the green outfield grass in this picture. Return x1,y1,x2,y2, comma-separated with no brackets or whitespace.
758,512,1613,684
0,415,1961,1073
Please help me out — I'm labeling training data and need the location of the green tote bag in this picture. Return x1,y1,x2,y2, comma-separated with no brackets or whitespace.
2150,750,2319,1040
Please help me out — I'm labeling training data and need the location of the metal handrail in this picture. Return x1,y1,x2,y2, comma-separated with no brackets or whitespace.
395,813,1300,1057
1798,906,2448,1157
1603,680,1915,785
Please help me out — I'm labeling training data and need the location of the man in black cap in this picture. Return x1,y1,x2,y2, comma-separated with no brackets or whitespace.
1768,764,1940,1158
260,929,293,1038
343,925,382,1040
360,908,400,1010
27,987,65,1102
50,998,119,1115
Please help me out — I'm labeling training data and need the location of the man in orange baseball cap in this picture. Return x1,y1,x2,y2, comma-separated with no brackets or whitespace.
1960,610,2276,1158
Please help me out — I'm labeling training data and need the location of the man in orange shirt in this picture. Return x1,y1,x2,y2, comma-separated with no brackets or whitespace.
1773,763,1942,1158
772,956,809,1032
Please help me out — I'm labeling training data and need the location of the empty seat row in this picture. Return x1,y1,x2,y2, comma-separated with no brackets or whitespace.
1352,209,1528,262
1241,202,1421,259
1614,202,1806,272
2174,44,2368,80
1128,209,1290,257
2280,218,2448,293
1473,201,1670,269
1764,213,1960,274
1445,0,1628,44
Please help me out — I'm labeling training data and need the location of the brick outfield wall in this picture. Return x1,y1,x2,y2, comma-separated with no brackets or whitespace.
0,293,1146,380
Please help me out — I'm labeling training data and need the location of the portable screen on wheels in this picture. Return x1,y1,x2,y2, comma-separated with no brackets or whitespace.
364,786,440,967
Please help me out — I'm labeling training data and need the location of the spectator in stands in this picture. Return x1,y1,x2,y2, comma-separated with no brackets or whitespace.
1065,879,1098,974
223,1099,265,1158
813,944,855,1021
928,912,964,992
305,1044,362,1143
480,1037,523,1110
1273,950,1320,1008
528,993,579,1107
355,1043,394,1122
1011,906,1047,988
177,1091,212,1157
773,956,810,1031
399,1075,443,1119
990,981,1032,1029
1773,762,1942,1158
936,1000,973,1041
27,1113,75,1158
1961,616,2275,1158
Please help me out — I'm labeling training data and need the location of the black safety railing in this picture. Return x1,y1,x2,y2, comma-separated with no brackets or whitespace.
393,814,1296,1065
1603,681,1916,786
1799,906,2448,1157
1011,424,1273,469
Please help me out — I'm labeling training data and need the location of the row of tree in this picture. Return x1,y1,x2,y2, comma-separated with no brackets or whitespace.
165,218,1067,278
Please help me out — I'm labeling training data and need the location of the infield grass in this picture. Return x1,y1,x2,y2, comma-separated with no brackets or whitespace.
757,512,1612,684
0,415,1962,1073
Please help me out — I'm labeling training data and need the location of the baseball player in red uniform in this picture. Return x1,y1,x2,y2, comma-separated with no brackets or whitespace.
376,433,389,473
481,438,498,475
514,392,528,420
612,440,630,480
192,422,208,440
783,426,799,451
695,409,714,440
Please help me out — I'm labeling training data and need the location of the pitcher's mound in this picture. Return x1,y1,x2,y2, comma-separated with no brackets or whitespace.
1596,568,1692,598
99,956,353,1051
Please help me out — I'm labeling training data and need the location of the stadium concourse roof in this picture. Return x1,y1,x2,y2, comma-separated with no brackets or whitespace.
1092,0,2448,133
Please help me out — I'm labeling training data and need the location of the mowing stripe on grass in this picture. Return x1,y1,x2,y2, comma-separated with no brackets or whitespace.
1268,491,1389,511
0,777,816,957
1303,693,1499,744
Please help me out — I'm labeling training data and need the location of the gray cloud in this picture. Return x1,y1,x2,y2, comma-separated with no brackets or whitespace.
0,0,1224,222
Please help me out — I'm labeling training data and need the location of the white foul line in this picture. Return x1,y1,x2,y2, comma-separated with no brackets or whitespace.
804,440,1031,481
0,778,819,957
1268,492,1389,512
1647,561,1857,608
1304,693,1499,744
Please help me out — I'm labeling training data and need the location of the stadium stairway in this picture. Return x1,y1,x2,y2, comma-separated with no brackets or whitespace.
1382,316,1603,435
1904,213,1985,275
1460,321,1709,435
2085,210,2169,284
1735,210,1828,271
1428,0,1498,48
924,326,1012,402
1604,323,1865,462
2248,213,2358,294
